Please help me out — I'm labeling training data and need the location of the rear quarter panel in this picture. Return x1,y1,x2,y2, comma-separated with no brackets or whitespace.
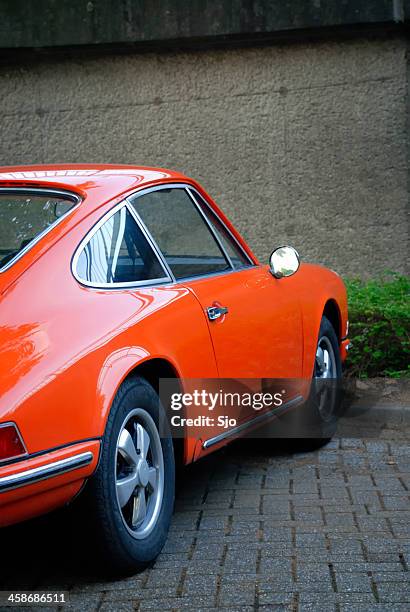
290,263,348,377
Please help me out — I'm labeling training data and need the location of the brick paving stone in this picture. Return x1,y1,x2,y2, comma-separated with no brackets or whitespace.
365,440,390,453
373,476,406,490
325,512,356,528
144,569,182,588
63,593,103,610
102,590,141,606
257,590,294,605
335,571,373,593
258,606,290,611
218,582,256,606
294,509,323,524
293,549,332,562
382,495,410,510
183,560,222,574
318,450,342,464
372,571,409,583
191,541,225,560
99,603,135,612
230,519,260,534
341,438,366,449
342,451,369,469
340,606,410,612
332,562,404,573
152,552,189,567
139,586,181,600
377,583,410,602
299,605,337,612
176,602,219,611
366,552,405,563
199,516,228,530
183,574,218,597
259,555,293,575
299,592,376,604
348,474,375,488
162,537,195,554
138,598,182,610
295,533,327,548
363,537,402,554
223,549,259,573
356,517,390,532
258,576,295,591
350,490,383,509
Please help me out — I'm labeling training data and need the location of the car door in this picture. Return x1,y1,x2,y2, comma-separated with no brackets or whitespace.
183,188,303,382
129,184,303,423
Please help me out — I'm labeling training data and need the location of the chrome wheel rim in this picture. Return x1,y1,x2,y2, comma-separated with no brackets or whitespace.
314,335,337,421
115,408,164,540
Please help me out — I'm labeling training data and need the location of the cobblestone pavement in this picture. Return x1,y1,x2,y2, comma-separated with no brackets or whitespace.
2,424,410,612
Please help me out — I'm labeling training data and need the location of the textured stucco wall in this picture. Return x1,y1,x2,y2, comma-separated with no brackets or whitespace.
0,37,408,277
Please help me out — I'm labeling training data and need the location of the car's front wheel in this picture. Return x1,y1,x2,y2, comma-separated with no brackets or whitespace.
292,314,342,449
82,377,175,575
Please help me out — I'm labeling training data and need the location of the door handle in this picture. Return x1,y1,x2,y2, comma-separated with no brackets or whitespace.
207,305,229,321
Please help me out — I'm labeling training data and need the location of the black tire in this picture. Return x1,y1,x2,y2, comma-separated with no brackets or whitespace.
287,315,342,451
81,376,175,576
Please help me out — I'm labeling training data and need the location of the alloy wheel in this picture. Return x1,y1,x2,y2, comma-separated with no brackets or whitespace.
314,335,338,421
115,408,164,539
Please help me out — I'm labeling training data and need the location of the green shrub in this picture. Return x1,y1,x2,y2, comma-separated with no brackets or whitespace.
344,273,410,378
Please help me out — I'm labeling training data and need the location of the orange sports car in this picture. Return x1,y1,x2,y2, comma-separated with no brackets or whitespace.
0,165,349,573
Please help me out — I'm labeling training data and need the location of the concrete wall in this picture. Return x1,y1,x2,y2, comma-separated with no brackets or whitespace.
1,0,406,50
0,36,408,277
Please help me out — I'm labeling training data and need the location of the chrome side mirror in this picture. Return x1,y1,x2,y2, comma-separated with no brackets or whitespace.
269,246,300,279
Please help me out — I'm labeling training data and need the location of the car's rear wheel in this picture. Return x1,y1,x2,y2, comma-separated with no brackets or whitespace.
82,377,175,576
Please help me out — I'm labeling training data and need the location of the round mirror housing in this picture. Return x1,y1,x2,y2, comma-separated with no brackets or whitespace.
269,246,300,279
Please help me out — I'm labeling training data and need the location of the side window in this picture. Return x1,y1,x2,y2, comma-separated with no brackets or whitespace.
190,190,252,269
0,191,77,271
75,206,167,285
130,188,231,280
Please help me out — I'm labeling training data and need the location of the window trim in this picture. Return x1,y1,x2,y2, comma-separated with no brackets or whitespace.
0,187,81,274
186,187,255,269
184,188,235,270
128,183,232,281
71,201,172,289
127,183,255,282
125,193,177,283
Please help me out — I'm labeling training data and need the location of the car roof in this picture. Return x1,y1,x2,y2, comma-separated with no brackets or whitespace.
0,164,190,209
0,164,258,284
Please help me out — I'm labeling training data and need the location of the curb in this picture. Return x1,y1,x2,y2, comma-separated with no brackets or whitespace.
342,402,410,426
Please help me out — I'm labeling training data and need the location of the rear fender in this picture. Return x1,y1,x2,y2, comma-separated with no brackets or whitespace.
297,265,348,378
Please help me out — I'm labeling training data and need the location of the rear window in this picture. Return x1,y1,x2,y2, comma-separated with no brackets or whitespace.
0,191,77,270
